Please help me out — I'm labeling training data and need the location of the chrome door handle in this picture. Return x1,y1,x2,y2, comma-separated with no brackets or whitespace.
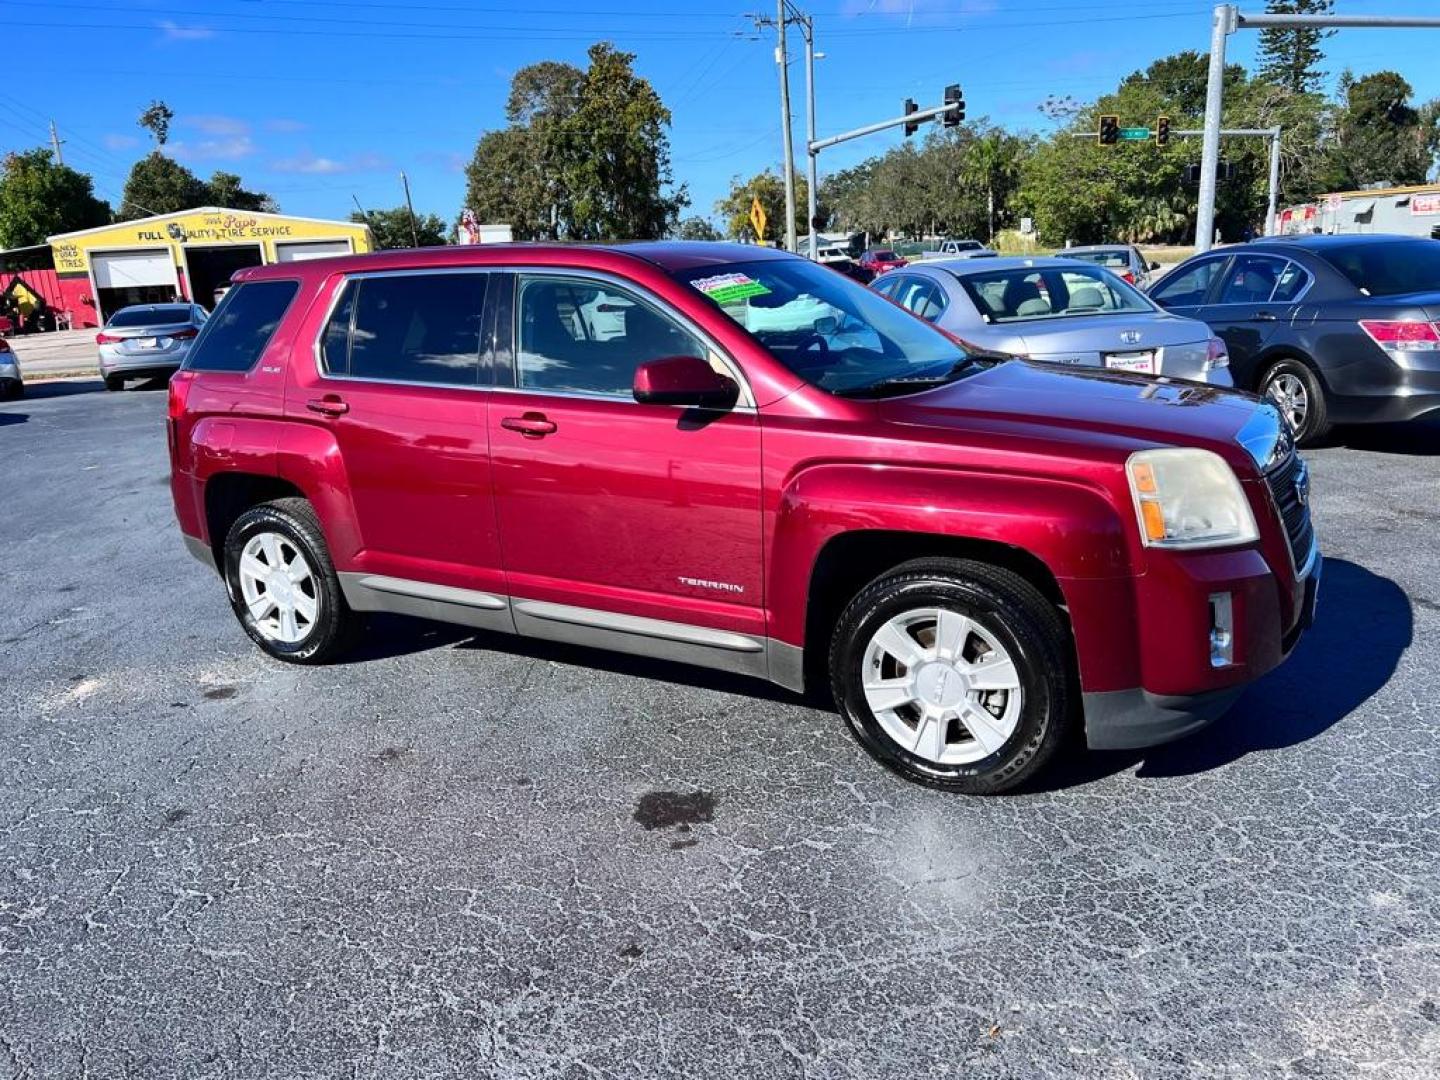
501,413,557,437
306,395,349,417
1255,311,1277,322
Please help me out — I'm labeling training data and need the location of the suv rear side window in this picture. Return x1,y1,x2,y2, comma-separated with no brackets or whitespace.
322,272,486,386
184,280,298,373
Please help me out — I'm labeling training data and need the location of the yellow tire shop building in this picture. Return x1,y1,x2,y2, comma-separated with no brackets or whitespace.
49,208,373,328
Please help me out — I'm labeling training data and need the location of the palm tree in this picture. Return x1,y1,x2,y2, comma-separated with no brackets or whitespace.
966,133,1020,243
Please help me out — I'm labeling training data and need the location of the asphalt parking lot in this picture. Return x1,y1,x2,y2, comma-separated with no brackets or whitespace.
2,380,1437,1079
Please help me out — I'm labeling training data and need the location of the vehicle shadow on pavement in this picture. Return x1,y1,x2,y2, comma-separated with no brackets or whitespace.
1330,415,1440,456
0,411,26,426
20,378,170,400
1039,558,1412,790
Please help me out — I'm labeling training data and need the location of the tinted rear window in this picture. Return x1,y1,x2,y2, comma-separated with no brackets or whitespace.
1322,240,1440,297
184,281,299,373
108,305,191,327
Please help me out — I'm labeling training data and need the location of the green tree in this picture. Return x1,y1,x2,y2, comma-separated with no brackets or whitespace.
0,149,110,248
715,170,808,242
349,207,450,249
670,215,722,241
464,43,686,241
1257,0,1334,95
205,171,278,213
966,130,1025,242
117,152,208,220
1321,71,1430,190
138,100,175,147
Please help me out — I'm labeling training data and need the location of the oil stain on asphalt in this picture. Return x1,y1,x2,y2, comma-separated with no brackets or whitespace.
632,791,716,833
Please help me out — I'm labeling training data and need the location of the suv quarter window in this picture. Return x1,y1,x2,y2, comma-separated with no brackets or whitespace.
183,279,299,373
320,271,487,386
513,274,710,398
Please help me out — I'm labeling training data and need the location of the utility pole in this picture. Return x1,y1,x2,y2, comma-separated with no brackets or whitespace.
49,120,64,165
799,10,819,259
399,171,420,248
776,0,797,253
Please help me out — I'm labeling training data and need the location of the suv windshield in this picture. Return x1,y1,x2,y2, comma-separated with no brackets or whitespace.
955,264,1153,322
672,258,971,396
1322,239,1440,297
108,305,191,327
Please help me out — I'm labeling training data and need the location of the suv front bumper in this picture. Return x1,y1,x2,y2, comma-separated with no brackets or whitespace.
1082,550,1321,750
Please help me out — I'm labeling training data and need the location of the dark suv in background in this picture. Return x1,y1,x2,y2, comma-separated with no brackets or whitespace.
1150,234,1440,444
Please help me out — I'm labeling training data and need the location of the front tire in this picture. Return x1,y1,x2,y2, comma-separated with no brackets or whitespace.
1261,359,1331,446
829,559,1074,794
222,498,354,664
104,375,124,392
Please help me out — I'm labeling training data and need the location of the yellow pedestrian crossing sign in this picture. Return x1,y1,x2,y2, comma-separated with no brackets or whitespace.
749,196,767,241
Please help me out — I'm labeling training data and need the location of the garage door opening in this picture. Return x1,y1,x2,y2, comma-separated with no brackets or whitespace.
185,244,264,310
274,239,353,263
93,250,179,323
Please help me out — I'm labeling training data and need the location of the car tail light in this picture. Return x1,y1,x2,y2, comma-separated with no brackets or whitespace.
96,332,122,344
1205,336,1229,370
168,369,195,421
170,328,199,340
1358,319,1440,351
1121,271,1136,285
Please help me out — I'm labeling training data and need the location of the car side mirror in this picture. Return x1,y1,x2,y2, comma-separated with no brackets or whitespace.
633,355,739,409
1149,261,1161,271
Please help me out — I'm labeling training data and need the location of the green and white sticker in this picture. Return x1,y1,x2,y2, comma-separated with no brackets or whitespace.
692,272,771,305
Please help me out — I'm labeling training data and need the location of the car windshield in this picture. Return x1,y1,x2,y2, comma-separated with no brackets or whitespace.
672,257,973,396
954,264,1154,322
1321,239,1440,297
108,305,191,327
1066,250,1129,268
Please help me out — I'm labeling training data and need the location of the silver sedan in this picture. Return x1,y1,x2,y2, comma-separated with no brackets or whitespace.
0,340,22,399
97,303,208,391
872,256,1232,386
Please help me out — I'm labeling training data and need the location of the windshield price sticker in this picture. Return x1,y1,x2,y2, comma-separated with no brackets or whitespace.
692,273,772,305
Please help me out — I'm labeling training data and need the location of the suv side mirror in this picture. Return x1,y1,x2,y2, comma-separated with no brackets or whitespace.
633,355,739,409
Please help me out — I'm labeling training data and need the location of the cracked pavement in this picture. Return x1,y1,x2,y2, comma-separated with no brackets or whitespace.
1,380,1437,1078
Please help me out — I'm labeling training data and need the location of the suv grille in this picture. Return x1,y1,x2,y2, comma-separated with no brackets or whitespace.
1264,450,1315,574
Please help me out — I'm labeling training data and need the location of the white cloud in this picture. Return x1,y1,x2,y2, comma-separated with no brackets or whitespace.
169,136,257,162
158,20,216,42
103,133,141,151
270,151,388,175
185,114,249,137
264,118,308,133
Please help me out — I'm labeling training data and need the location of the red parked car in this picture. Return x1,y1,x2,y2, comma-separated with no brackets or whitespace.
859,249,908,276
169,243,1319,794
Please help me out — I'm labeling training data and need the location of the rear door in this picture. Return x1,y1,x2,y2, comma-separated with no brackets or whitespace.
286,269,503,597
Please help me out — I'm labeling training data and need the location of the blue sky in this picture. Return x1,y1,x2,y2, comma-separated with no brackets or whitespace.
7,0,1440,228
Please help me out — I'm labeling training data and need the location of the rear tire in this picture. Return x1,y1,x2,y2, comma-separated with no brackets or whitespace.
222,498,355,664
829,558,1074,795
1260,358,1331,446
104,375,125,392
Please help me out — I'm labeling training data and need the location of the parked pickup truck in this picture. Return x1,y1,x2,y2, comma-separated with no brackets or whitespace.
169,242,1320,794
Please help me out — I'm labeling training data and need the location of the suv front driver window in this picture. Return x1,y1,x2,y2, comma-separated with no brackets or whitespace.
516,277,708,397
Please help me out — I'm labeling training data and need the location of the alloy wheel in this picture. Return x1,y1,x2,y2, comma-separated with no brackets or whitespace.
236,531,321,644
1265,372,1309,433
860,607,1023,765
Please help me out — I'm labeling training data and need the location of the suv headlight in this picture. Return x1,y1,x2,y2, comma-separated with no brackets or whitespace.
1126,448,1259,549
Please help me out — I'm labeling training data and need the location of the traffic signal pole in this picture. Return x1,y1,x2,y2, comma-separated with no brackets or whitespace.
1195,4,1440,252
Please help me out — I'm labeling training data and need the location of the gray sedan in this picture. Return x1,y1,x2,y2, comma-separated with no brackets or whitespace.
1061,244,1161,289
97,303,208,391
872,256,1232,386
0,340,22,399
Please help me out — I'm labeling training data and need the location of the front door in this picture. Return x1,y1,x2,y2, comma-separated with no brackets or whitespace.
288,269,503,596
487,272,765,643
1201,253,1311,389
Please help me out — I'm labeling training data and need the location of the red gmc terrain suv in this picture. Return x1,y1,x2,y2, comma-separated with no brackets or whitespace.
169,243,1320,794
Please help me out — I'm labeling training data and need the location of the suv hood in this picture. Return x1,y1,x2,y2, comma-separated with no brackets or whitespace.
879,359,1269,468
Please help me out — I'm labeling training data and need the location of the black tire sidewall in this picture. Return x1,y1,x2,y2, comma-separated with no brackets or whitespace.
832,573,1065,794
222,503,347,663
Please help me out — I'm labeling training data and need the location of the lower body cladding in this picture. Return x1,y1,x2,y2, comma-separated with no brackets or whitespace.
335,573,806,693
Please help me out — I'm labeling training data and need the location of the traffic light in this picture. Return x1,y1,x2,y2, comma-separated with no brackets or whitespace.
1183,163,1201,186
943,84,965,128
1099,114,1119,145
903,98,919,137
1156,116,1170,146
1182,161,1235,186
